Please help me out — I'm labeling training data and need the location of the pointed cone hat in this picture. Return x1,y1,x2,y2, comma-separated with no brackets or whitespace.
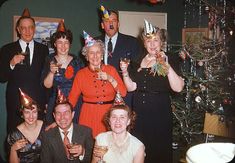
100,5,109,19
57,20,66,32
143,19,157,38
113,91,125,106
19,88,37,110
21,8,31,17
83,30,96,47
56,87,67,104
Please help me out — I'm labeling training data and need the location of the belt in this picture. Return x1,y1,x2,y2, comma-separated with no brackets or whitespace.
137,90,163,94
83,100,114,105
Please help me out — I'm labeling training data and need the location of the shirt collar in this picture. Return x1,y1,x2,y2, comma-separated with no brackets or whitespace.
105,32,118,43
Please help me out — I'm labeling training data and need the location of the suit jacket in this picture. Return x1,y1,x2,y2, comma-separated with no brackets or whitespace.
96,32,141,70
40,123,94,163
0,40,49,132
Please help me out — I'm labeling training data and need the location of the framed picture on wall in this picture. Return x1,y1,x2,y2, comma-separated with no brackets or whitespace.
182,28,208,45
13,16,63,53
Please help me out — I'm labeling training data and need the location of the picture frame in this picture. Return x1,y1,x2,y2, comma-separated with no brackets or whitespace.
182,28,209,45
13,16,63,53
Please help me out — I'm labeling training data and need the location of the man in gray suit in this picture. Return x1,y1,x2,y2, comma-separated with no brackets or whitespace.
40,101,94,163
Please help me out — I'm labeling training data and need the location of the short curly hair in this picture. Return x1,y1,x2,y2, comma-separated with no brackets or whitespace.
50,30,73,49
103,104,137,132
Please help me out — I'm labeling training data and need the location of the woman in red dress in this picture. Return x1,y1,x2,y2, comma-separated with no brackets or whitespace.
68,31,127,137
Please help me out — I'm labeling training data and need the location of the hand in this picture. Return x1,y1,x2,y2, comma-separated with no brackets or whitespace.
45,122,57,131
10,54,25,66
11,138,28,151
68,144,84,158
93,145,108,159
120,60,129,73
50,61,59,74
97,71,109,81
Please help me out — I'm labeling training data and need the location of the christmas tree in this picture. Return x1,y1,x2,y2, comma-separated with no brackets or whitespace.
171,0,235,154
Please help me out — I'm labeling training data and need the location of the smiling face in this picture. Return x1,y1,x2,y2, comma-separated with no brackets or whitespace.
86,43,104,69
53,103,74,131
144,34,162,55
54,37,70,55
17,18,35,43
101,12,119,37
22,106,38,125
109,109,130,134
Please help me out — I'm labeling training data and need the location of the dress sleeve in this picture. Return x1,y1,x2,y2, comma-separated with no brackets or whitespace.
68,71,82,108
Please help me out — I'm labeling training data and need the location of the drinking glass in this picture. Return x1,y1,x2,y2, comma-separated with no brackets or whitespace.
66,142,79,160
18,51,28,65
96,145,108,163
51,60,62,76
94,66,102,80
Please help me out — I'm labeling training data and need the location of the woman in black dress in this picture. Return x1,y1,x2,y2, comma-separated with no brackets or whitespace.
7,89,44,163
120,20,184,163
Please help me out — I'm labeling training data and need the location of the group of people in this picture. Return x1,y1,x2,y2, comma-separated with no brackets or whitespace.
0,5,184,163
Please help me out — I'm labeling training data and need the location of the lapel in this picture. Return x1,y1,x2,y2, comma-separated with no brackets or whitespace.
72,124,83,145
113,32,122,54
53,127,68,159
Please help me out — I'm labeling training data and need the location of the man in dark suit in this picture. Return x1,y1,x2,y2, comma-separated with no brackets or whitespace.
0,9,49,133
96,8,141,107
40,101,94,163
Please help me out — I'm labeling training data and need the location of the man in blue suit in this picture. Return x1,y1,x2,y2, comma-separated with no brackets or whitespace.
96,8,141,107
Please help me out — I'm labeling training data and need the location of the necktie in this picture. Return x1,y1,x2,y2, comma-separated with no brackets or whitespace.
108,38,113,57
25,43,30,66
63,131,70,158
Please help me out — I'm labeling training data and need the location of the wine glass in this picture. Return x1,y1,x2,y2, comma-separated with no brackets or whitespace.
66,142,79,160
18,51,28,65
95,145,108,163
51,60,62,76
17,138,29,153
94,66,102,80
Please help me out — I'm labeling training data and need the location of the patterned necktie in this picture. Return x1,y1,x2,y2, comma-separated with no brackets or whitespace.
108,38,113,57
25,43,30,66
63,131,70,158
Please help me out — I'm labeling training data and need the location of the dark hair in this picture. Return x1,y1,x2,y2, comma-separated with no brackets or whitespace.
54,101,73,112
102,9,119,21
50,30,73,49
20,103,40,117
15,16,35,38
103,105,136,132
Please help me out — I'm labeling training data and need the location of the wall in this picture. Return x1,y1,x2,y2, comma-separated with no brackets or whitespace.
0,0,184,159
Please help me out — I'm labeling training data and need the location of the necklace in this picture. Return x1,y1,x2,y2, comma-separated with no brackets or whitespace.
107,132,130,155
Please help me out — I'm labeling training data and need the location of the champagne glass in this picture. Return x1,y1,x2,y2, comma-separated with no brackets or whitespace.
66,142,79,160
17,138,29,153
96,145,108,163
18,51,28,65
51,60,62,76
94,66,102,80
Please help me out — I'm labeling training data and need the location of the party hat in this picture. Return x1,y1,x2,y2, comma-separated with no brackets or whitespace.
83,30,96,47
57,20,66,32
143,19,157,38
19,88,37,110
113,91,125,106
100,5,109,19
56,87,67,104
21,8,31,17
